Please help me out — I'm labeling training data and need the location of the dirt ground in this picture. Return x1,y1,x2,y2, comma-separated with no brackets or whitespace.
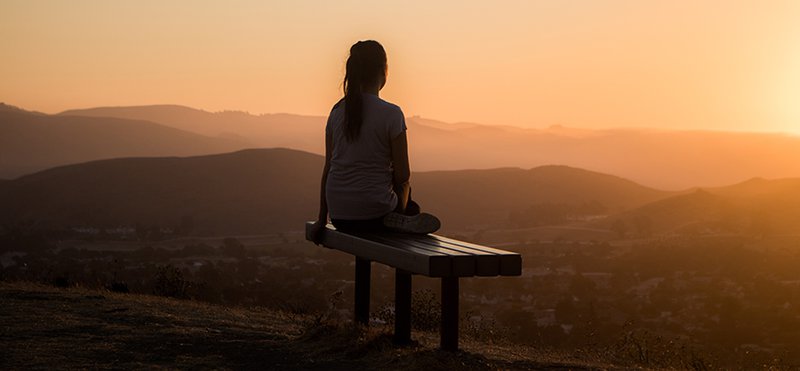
0,282,610,370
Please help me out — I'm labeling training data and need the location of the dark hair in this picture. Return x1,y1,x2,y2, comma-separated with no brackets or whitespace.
343,40,387,141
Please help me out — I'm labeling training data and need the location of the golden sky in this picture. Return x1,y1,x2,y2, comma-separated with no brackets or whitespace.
2,1,799,133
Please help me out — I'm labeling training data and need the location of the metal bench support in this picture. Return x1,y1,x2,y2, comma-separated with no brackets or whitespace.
354,257,371,325
441,277,459,351
394,269,412,345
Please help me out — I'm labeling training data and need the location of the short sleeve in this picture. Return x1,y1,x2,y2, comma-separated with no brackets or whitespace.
326,99,343,136
388,107,407,139
325,114,332,135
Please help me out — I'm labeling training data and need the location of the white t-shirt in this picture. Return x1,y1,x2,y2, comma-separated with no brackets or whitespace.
325,94,407,220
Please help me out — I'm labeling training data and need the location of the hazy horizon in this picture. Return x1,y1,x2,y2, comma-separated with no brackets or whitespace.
6,101,800,138
5,101,800,191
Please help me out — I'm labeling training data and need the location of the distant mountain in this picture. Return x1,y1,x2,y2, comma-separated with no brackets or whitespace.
0,108,247,179
413,166,671,229
59,105,324,154
59,104,800,190
404,122,800,190
602,178,800,236
707,177,800,199
61,105,237,135
0,149,670,235
0,102,45,115
708,178,800,234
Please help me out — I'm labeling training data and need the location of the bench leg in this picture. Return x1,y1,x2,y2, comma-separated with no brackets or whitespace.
441,277,459,351
394,269,412,345
354,257,371,325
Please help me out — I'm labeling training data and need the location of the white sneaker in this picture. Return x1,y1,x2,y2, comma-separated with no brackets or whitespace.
383,212,441,234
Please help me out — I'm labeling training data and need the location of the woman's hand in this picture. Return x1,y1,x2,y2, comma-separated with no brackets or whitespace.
309,220,327,245
311,131,333,246
390,131,411,213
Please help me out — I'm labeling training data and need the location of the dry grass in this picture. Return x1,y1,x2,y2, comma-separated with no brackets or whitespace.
0,281,618,370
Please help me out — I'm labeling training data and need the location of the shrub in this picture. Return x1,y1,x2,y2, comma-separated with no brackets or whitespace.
153,264,190,299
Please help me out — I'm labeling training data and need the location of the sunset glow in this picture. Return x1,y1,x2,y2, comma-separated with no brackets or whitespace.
1,1,799,133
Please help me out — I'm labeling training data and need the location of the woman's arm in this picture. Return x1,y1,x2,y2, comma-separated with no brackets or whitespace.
310,131,333,244
390,131,411,213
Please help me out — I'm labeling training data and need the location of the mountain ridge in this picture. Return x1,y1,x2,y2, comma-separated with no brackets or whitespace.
0,108,247,180
59,104,324,154
0,148,671,234
2,146,799,238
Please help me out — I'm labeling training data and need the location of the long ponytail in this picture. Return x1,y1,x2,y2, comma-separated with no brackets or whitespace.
343,40,387,141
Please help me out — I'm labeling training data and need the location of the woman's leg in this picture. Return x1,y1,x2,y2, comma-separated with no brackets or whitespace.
331,217,387,233
384,187,440,234
400,188,421,216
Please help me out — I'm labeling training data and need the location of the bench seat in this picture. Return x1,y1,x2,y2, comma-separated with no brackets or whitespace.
306,223,521,277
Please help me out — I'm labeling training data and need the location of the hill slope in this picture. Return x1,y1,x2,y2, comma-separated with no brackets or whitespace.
0,149,669,234
0,282,603,370
414,166,670,229
0,148,322,234
0,108,246,179
600,178,800,236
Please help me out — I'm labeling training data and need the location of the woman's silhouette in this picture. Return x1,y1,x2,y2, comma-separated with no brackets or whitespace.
310,40,439,242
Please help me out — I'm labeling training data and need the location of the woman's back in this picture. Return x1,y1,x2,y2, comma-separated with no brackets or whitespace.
310,39,439,240
325,94,406,220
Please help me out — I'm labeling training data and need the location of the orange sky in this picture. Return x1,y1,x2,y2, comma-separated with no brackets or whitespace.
2,1,799,133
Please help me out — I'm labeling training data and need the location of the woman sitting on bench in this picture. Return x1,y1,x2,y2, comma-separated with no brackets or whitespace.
310,40,440,242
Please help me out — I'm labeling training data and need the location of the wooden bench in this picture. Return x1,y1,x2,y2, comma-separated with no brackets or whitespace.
305,222,522,351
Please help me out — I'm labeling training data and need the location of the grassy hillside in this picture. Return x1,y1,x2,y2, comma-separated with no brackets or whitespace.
0,281,606,370
0,108,246,179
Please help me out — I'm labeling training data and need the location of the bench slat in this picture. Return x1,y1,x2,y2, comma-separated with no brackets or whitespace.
404,236,501,276
307,223,451,276
305,222,522,277
422,235,522,276
362,233,477,276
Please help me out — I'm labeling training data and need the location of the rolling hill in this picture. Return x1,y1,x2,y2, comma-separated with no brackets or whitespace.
2,145,798,237
600,178,800,236
413,166,671,229
0,105,247,179
0,149,671,235
0,148,322,234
